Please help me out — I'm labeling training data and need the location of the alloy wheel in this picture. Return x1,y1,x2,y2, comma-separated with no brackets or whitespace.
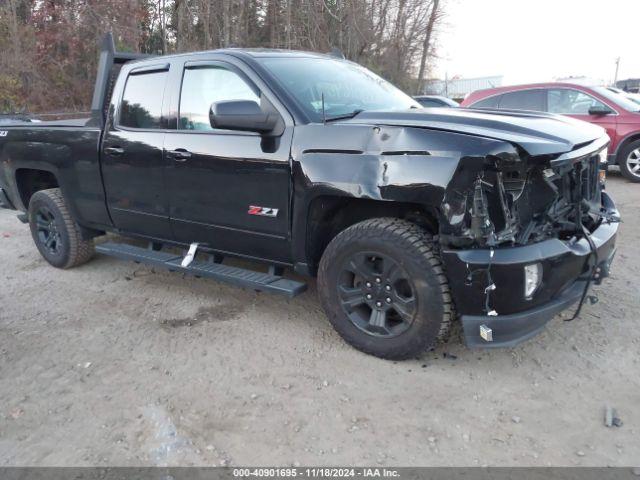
627,148,640,178
337,252,417,338
35,207,62,255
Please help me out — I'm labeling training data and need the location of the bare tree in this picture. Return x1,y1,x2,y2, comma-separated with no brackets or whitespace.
0,0,446,114
416,0,442,94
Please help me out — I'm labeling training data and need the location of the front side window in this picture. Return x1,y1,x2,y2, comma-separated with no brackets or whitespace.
498,90,545,111
547,89,607,115
119,71,167,129
179,66,260,131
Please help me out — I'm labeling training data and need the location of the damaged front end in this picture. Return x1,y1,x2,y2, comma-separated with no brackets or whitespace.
441,141,612,249
440,136,620,348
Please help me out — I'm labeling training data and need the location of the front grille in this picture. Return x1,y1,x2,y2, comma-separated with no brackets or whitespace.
581,154,599,201
553,153,600,204
542,152,603,238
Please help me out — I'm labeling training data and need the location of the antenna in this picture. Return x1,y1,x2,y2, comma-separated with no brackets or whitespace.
614,57,621,86
321,93,326,124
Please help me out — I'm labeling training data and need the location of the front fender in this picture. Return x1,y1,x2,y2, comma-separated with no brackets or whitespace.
290,123,518,266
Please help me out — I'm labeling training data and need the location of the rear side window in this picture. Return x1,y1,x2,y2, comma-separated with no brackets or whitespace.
471,95,500,109
498,90,545,111
119,71,168,129
179,66,260,131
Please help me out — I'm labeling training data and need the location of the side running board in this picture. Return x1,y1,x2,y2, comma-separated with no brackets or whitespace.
95,242,307,298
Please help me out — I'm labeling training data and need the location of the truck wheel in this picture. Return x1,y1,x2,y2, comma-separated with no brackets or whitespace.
619,139,640,182
318,218,453,360
28,188,95,269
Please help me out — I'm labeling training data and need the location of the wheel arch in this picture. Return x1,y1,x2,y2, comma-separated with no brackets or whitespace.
15,168,60,210
302,195,440,275
614,132,640,162
16,171,104,239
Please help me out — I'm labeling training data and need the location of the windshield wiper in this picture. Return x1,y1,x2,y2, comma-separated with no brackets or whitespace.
325,109,364,122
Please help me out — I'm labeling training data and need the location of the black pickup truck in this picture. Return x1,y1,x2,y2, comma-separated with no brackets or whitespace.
0,34,620,359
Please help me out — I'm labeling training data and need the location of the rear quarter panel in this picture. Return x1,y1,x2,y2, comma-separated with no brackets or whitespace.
0,126,111,228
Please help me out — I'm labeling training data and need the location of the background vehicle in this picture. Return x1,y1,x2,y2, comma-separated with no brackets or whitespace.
606,86,640,105
0,35,618,359
413,95,459,108
462,82,640,182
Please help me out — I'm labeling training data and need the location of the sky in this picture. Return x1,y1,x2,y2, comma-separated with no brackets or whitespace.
434,0,640,86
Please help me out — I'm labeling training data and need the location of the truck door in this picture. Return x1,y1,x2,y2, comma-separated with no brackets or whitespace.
164,60,293,263
101,64,172,239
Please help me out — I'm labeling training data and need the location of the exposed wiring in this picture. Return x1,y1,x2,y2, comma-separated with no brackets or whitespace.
484,248,497,315
464,247,497,316
567,223,599,321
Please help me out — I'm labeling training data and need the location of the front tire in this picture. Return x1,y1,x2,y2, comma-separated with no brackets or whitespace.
318,218,453,360
28,188,95,269
619,139,640,182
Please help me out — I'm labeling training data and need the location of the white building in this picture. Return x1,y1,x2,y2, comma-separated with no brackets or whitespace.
423,75,503,100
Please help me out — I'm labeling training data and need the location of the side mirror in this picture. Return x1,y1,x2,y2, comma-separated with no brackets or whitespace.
209,100,278,133
588,105,614,116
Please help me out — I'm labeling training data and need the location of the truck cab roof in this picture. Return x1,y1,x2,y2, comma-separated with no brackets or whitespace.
127,47,337,66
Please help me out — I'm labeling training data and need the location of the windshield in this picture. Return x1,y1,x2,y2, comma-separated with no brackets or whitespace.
593,86,640,112
257,56,419,121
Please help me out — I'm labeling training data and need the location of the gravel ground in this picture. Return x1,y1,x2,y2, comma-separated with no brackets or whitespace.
0,173,638,467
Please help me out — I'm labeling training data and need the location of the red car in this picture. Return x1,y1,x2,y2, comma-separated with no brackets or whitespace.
462,83,640,182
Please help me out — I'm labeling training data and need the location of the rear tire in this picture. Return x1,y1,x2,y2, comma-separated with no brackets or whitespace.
618,139,640,182
318,218,453,360
28,188,95,269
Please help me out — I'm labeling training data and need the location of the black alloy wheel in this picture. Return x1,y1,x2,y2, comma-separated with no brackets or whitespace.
28,188,95,269
337,251,417,338
318,218,453,360
34,206,63,256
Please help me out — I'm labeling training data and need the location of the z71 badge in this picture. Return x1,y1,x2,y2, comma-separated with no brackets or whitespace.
248,205,279,218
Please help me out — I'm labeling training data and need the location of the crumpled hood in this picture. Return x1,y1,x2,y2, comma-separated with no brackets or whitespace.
341,107,606,156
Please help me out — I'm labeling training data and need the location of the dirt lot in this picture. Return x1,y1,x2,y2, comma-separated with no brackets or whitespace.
0,173,638,467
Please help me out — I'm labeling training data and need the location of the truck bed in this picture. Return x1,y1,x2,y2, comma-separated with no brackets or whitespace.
0,123,110,229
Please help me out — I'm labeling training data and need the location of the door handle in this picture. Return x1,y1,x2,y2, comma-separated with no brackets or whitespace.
168,149,192,161
104,146,124,156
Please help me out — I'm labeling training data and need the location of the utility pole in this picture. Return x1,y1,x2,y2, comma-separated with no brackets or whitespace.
613,57,620,86
445,71,448,98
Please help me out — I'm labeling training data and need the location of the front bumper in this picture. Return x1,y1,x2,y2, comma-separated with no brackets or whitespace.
442,191,619,348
